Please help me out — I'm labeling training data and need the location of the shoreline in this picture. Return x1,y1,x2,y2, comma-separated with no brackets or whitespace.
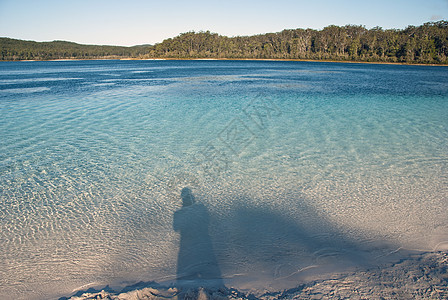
139,57,448,67
2,57,448,67
62,251,448,300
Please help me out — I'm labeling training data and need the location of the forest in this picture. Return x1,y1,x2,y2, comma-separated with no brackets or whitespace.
0,38,151,60
1,21,447,64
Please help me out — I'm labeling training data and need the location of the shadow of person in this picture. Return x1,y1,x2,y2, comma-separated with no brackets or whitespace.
173,187,224,288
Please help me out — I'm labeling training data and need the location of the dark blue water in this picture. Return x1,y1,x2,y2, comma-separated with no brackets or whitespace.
1,60,447,299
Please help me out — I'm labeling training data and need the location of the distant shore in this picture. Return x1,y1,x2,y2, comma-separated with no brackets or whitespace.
5,57,448,67
142,57,448,67
3,22,447,65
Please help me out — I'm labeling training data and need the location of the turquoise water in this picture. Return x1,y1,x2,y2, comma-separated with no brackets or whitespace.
1,60,447,299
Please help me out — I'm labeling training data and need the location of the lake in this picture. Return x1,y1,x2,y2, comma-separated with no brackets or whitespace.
1,60,447,299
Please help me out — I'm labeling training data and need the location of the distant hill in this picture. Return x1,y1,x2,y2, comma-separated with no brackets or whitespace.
1,21,448,64
0,38,152,60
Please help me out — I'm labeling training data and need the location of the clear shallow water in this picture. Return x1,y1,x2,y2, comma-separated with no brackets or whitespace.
0,60,447,299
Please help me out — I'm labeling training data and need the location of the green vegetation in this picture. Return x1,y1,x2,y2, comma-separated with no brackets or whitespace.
0,38,151,60
149,21,448,64
1,21,448,64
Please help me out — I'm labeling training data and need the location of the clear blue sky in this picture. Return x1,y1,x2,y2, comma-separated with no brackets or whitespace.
1,0,447,46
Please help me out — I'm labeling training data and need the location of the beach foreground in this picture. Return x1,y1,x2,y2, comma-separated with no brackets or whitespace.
64,251,448,300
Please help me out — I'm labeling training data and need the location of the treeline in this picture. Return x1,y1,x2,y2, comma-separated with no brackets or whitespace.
0,38,151,61
1,21,448,64
149,21,448,64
